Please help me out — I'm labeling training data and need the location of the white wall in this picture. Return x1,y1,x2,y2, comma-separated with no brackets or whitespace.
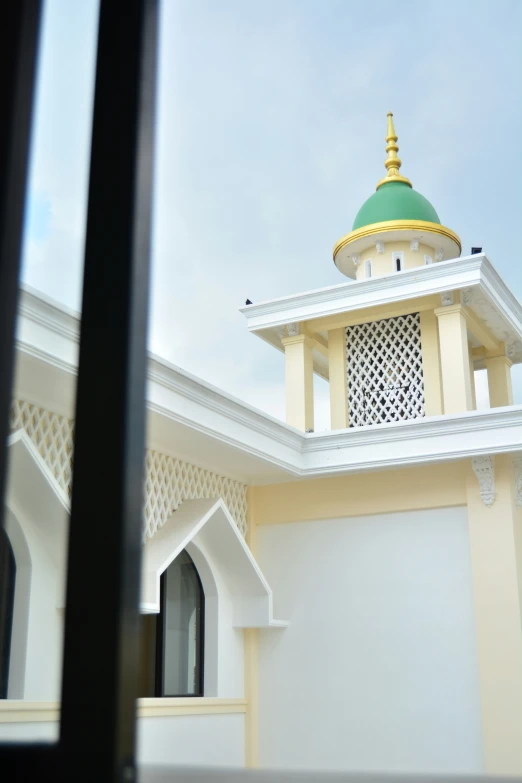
0,714,245,768
0,721,58,742
4,507,64,701
137,714,244,767
186,539,244,698
256,507,484,773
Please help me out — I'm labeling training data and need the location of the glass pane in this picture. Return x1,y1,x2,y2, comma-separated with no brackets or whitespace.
162,552,203,697
0,0,99,744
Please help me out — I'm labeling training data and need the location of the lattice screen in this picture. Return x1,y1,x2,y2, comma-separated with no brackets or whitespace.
346,313,425,427
10,399,247,539
10,400,75,495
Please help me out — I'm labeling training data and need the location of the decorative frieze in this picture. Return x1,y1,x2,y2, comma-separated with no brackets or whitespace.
440,291,454,306
472,455,495,507
286,323,300,337
376,241,384,254
461,288,474,307
351,253,361,267
410,240,419,252
506,341,517,360
435,248,444,262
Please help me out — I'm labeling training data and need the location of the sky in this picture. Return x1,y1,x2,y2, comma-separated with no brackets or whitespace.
21,0,522,428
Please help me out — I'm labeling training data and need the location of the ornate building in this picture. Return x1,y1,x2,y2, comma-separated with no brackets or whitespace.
1,115,522,776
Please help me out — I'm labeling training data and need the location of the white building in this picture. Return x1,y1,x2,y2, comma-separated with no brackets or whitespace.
1,116,522,776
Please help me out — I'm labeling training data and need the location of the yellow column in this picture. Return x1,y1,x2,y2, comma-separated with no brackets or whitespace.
328,327,349,430
419,310,443,416
281,334,314,431
484,351,513,408
244,488,259,768
466,455,522,774
434,304,473,414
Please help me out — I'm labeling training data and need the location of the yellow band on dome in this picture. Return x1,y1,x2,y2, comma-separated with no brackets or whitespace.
333,219,462,260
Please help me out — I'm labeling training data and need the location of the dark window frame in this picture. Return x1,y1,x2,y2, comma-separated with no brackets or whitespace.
0,1,159,780
155,551,205,698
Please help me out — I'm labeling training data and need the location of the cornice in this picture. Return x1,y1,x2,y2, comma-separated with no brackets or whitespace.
147,356,303,451
14,283,522,484
146,401,522,480
240,254,488,329
477,259,522,339
146,400,303,477
18,285,80,342
306,406,522,451
17,341,78,377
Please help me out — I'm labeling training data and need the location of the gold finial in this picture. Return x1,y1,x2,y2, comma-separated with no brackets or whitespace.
376,112,412,190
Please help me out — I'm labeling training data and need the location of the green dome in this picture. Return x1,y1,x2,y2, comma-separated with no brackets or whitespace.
352,181,440,231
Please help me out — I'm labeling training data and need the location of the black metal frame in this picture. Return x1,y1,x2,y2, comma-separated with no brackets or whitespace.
0,1,159,780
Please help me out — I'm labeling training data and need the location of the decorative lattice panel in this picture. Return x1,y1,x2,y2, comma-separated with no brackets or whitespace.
10,400,75,495
10,400,248,539
143,450,247,540
346,313,425,427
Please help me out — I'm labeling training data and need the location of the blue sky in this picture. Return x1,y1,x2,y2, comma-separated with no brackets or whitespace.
22,0,522,425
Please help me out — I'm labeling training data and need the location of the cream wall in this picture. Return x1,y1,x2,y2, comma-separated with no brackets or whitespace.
250,462,467,525
255,506,483,773
356,240,435,280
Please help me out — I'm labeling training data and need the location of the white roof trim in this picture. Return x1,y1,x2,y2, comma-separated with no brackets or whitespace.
141,498,287,628
14,282,522,484
7,430,70,608
239,255,522,362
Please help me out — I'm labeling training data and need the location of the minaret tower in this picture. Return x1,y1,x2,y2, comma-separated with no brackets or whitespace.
242,112,517,436
333,113,461,280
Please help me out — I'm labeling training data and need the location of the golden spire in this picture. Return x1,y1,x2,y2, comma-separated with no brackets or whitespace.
376,112,412,190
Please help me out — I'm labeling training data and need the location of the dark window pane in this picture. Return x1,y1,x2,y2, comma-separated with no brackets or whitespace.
161,551,203,697
0,529,16,699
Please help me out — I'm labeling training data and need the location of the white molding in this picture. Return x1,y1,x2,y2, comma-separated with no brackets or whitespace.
18,285,80,343
137,697,246,718
0,698,246,723
239,256,522,363
141,497,287,628
513,454,522,508
146,357,303,451
472,455,495,506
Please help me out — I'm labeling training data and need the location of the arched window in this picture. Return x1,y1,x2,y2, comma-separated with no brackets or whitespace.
138,549,204,697
0,528,16,699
